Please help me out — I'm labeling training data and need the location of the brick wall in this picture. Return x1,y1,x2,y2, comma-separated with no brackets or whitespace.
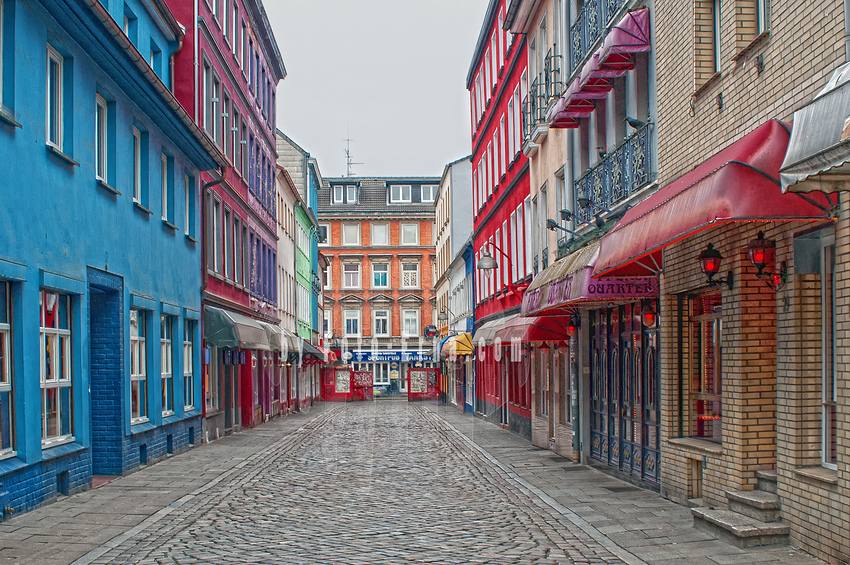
89,288,124,476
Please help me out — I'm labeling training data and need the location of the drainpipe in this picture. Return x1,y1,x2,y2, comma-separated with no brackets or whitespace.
845,0,850,62
169,26,184,94
194,0,199,124
201,167,228,296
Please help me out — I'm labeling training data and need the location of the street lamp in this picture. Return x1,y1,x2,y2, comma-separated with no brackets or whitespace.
477,242,530,293
330,330,341,349
697,243,734,290
576,196,613,215
546,219,582,237
746,231,786,290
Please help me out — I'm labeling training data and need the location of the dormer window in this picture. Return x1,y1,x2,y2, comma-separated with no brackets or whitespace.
390,184,411,203
346,184,357,203
421,185,438,203
333,185,343,204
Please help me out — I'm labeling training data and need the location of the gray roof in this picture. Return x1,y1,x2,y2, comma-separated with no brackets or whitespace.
318,177,440,215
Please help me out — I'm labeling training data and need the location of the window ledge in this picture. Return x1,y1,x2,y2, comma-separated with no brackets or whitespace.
185,234,199,244
41,439,82,459
667,436,722,455
693,72,722,98
97,179,120,196
732,30,770,62
131,420,157,435
134,201,153,216
46,145,80,167
0,106,22,129
162,219,178,232
794,466,838,485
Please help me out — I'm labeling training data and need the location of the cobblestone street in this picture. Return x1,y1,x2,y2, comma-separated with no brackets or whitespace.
0,401,824,565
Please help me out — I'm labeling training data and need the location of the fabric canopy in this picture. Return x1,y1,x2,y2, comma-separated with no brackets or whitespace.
434,335,452,359
473,316,514,346
300,339,323,359
522,242,657,316
781,61,850,193
258,322,287,353
441,333,474,358
593,119,833,278
316,346,337,364
494,316,572,343
598,8,651,69
203,306,270,351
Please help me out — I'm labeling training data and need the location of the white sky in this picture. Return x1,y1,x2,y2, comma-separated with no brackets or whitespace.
268,0,490,179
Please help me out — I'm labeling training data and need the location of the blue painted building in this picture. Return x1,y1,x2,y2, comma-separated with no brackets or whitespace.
0,0,222,514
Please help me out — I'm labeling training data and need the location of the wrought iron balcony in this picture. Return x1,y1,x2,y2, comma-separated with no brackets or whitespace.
573,122,653,225
570,0,628,74
522,46,563,146
541,249,549,270
533,254,539,275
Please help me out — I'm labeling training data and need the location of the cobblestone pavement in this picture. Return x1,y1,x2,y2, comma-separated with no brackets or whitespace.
0,400,825,565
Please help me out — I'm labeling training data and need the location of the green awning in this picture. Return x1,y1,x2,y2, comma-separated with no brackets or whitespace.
204,306,270,351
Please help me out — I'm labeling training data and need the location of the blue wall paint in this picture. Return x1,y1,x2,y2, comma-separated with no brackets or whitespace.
0,0,210,513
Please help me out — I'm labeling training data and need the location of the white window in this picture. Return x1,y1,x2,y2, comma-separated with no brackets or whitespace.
421,185,438,202
511,209,519,282
344,310,360,337
185,174,195,237
333,185,344,203
372,263,389,288
822,238,837,468
232,3,239,54
343,263,360,289
213,199,222,272
346,185,357,203
40,291,73,445
224,207,232,278
324,264,332,290
374,310,389,336
390,184,412,203
402,263,419,288
130,309,148,423
402,309,419,337
342,223,360,245
161,315,174,416
401,223,419,245
524,196,532,277
371,223,389,246
499,115,506,176
0,281,14,455
318,224,329,246
95,94,108,181
324,310,331,337
161,153,169,221
46,45,64,151
184,320,195,410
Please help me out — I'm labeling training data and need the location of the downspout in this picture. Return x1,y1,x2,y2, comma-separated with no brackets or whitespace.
201,167,228,297
169,26,184,94
194,0,199,124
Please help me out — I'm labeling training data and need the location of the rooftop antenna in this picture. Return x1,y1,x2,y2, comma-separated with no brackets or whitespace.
343,124,363,177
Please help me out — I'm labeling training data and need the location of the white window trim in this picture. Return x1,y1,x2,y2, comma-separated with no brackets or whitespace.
372,263,389,288
342,223,360,246
130,309,148,423
402,309,420,338
183,322,194,411
0,282,13,457
401,263,419,289
333,185,344,204
344,310,361,337
371,223,389,246
390,184,412,203
421,185,437,203
400,223,419,246
161,153,169,221
133,127,142,203
318,223,330,247
161,316,174,417
95,94,108,181
39,292,73,446
46,45,64,151
346,185,357,204
343,262,361,289
184,174,191,236
373,309,390,337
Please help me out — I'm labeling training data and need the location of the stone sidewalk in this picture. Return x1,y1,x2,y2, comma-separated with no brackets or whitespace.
423,402,823,565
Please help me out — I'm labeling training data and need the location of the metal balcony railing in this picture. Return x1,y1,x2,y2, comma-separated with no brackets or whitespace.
541,249,549,270
543,46,563,101
522,46,564,142
569,0,628,74
573,122,653,225
533,254,539,275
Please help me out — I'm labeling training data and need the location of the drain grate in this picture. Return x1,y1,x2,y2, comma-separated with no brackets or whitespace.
602,485,641,493
562,465,591,472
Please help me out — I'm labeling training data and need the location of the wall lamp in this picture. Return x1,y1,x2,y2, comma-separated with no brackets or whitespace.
437,306,455,322
576,197,613,215
546,219,581,237
747,231,786,291
697,244,734,290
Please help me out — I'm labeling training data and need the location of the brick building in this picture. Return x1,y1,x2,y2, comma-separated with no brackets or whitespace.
318,177,440,394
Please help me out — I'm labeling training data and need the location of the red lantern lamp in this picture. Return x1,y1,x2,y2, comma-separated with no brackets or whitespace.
697,244,733,289
566,316,579,337
747,231,776,274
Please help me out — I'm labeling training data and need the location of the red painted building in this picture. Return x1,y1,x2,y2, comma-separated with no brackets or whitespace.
164,0,285,440
468,0,532,438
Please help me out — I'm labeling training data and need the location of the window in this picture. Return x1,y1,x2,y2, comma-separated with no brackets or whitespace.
694,0,721,87
133,126,148,205
149,40,161,78
232,3,239,54
223,93,232,160
324,310,331,337
212,75,221,145
390,184,411,203
371,223,389,246
402,309,419,337
333,185,344,204
161,315,174,416
161,153,174,223
0,281,14,455
344,310,360,337
213,198,222,272
184,320,195,411
123,4,138,44
323,263,332,290
40,291,73,445
822,238,837,467
346,185,357,203
401,223,419,245
224,207,233,278
130,309,147,422
756,0,769,34
402,263,419,288
46,45,64,151
342,223,360,246
221,0,228,40
318,224,329,246
232,108,241,173
343,263,360,289
372,263,389,288
689,292,722,442
421,185,437,202
185,174,196,237
374,310,389,336
95,94,109,182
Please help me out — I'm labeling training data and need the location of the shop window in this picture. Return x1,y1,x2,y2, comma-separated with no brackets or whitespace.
161,315,174,416
0,281,14,455
40,291,74,445
689,292,722,442
130,309,148,422
184,320,195,411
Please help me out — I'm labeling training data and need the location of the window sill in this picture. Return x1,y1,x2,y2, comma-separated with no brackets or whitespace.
794,466,838,485
185,234,199,244
732,30,770,63
46,144,80,167
131,420,157,435
134,201,153,216
693,72,722,98
162,219,178,232
41,438,82,459
667,436,722,454
0,106,22,129
97,179,120,196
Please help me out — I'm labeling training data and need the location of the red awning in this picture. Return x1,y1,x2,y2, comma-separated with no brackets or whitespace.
493,316,572,343
593,119,833,278
579,54,627,90
598,8,652,69
316,346,337,364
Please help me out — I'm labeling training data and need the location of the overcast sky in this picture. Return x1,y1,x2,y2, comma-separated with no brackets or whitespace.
268,0,490,179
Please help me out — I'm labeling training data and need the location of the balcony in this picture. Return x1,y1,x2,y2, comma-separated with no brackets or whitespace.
522,47,563,154
573,121,653,225
569,0,628,74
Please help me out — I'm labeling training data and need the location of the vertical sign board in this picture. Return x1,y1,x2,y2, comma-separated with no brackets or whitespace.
407,368,440,401
322,367,353,402
352,371,373,401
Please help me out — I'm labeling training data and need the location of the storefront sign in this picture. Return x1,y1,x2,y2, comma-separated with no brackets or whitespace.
351,350,434,363
523,267,658,315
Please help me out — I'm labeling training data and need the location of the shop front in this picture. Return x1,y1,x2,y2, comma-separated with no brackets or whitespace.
440,333,474,411
349,349,436,397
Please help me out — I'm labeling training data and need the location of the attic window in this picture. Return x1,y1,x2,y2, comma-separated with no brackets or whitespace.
333,185,343,204
390,184,411,203
346,185,357,204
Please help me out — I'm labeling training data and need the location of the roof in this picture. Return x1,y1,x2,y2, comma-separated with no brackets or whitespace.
318,177,440,215
466,0,502,88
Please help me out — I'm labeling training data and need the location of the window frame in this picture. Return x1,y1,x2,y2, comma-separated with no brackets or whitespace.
130,308,148,423
390,184,412,203
400,223,419,245
402,309,419,338
372,262,389,289
333,185,344,204
342,223,360,246
160,315,174,417
821,234,837,468
39,291,74,446
346,184,357,204
184,320,195,411
344,310,361,337
342,262,361,289
46,45,64,151
373,309,390,337
401,262,419,289
371,223,389,246
0,281,14,457
95,94,108,181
